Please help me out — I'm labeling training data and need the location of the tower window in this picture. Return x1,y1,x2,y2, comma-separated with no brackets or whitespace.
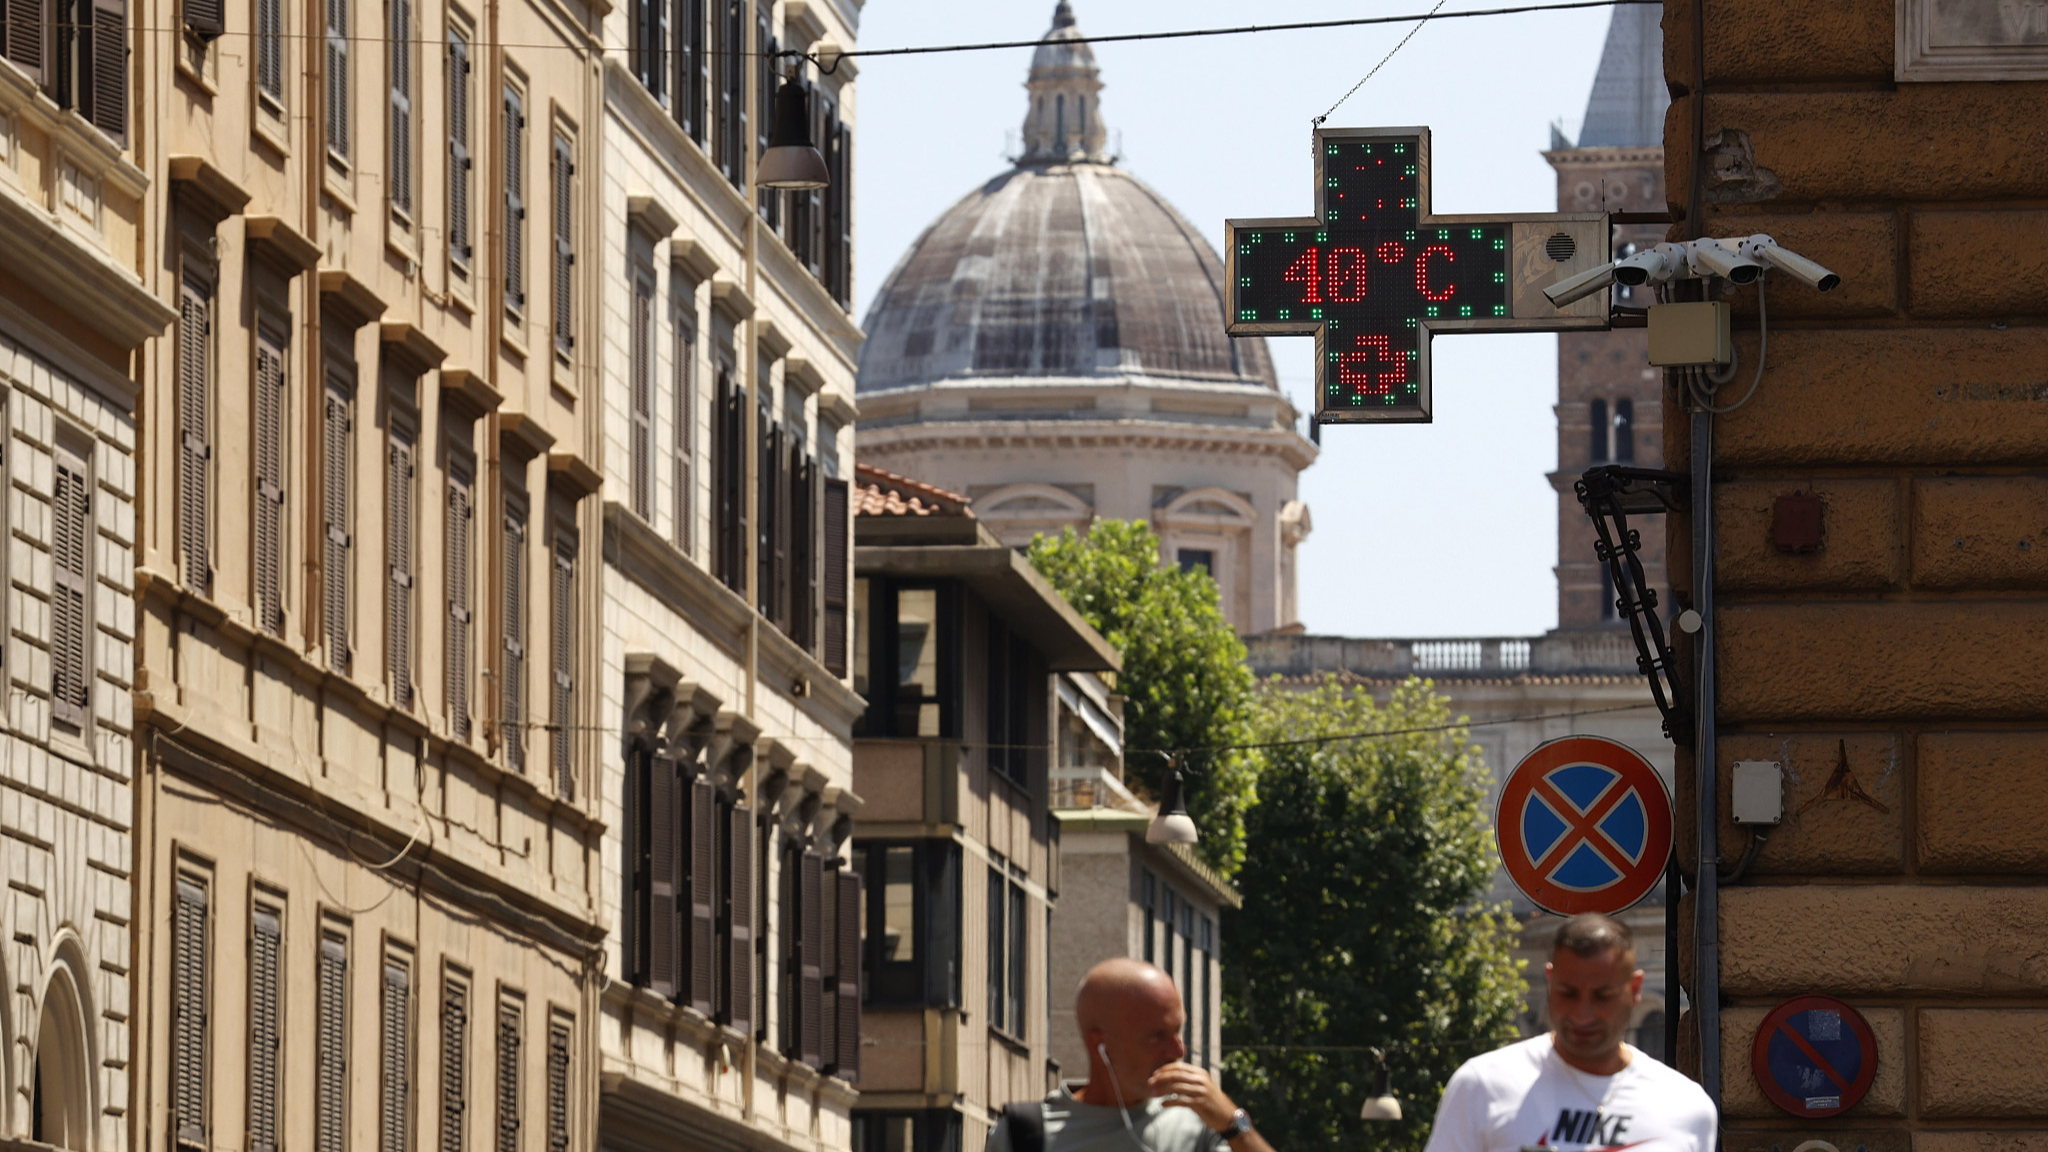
1613,398,1634,463
1588,398,1609,463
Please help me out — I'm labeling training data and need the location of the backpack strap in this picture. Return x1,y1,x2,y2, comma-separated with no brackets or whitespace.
1001,1103,1047,1152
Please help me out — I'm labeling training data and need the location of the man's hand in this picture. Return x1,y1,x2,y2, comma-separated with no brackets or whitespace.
1149,1062,1238,1133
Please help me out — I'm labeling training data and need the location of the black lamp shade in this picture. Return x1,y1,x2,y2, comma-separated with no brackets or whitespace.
759,78,830,190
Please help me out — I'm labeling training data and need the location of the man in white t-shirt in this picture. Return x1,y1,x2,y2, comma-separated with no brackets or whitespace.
1424,913,1715,1152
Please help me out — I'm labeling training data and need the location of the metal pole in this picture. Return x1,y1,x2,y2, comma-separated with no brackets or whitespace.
1664,856,1680,1068
1690,397,1721,1107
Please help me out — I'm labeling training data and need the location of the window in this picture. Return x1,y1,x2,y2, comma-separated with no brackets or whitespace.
829,867,861,1080
1140,871,1156,964
1614,398,1635,464
551,132,575,360
255,327,290,636
387,0,414,221
824,115,852,309
503,84,526,314
855,582,958,739
851,1112,960,1152
624,747,685,997
1177,549,1213,576
713,0,744,188
1008,883,1026,1035
249,902,283,1152
821,479,849,677
782,845,823,1069
1179,901,1193,1053
493,999,519,1152
380,958,411,1152
631,0,664,101
545,1018,570,1152
325,0,350,162
256,0,284,107
51,441,92,729
711,365,745,591
177,271,214,595
171,876,209,1149
387,403,418,708
316,930,349,1152
501,474,528,772
630,268,655,520
446,451,476,738
986,863,1024,1036
756,391,783,625
676,0,707,143
1198,915,1214,1069
1161,889,1176,982
719,797,756,1032
853,841,959,1009
322,351,356,674
1588,397,1608,463
548,502,577,799
687,772,716,1014
447,27,473,277
985,618,1031,787
754,2,776,226
671,304,694,553
439,975,468,1152
39,0,127,143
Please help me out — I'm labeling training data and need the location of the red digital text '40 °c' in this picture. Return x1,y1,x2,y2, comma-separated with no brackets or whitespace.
1279,243,1457,399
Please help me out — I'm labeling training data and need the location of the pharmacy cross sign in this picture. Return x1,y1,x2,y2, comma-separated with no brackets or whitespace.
1226,126,1614,424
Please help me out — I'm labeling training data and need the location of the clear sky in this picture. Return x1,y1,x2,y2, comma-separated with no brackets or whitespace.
850,0,1621,638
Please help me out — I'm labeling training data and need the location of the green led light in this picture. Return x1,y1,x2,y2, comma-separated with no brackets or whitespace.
1492,271,1506,284
1404,230,1417,241
1283,232,1296,242
1492,239,1506,251
1310,308,1323,318
1492,304,1508,316
1437,228,1451,240
1426,306,1440,317
1459,305,1473,317
1315,231,1328,242
1279,309,1291,319
1470,228,1483,239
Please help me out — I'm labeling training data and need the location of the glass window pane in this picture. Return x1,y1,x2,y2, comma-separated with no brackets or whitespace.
883,1116,913,1152
896,588,941,735
853,578,870,698
883,846,916,963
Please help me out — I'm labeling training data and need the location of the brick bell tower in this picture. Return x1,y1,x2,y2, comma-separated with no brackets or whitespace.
1546,6,1671,631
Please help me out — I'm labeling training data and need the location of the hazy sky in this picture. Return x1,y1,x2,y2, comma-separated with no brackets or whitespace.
850,0,1620,638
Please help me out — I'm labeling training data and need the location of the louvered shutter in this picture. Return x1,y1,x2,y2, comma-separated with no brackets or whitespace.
177,279,212,595
250,908,282,1152
729,385,747,587
493,1006,519,1152
86,0,125,142
672,327,693,554
172,879,208,1148
3,0,42,80
820,479,848,676
545,1022,570,1152
630,282,652,519
644,752,679,996
387,428,416,709
500,499,526,772
503,89,524,310
255,338,287,635
326,0,348,157
438,983,467,1152
791,454,814,651
50,450,90,728
446,464,474,738
446,33,471,270
256,0,281,100
388,0,412,216
549,537,574,799
380,963,410,1152
551,135,574,356
799,852,823,1069
322,381,352,674
711,373,733,587
833,124,853,306
831,870,861,1080
316,936,348,1152
754,416,777,622
686,775,715,1014
689,0,709,145
724,802,753,1034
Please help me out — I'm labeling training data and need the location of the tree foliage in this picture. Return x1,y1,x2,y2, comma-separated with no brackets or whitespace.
1026,519,1257,875
1222,677,1524,1152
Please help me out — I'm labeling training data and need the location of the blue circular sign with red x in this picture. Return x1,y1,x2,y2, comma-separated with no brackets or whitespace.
1496,735,1672,916
1752,995,1878,1118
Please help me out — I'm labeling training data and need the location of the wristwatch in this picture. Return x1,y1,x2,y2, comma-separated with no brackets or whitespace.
1220,1109,1253,1141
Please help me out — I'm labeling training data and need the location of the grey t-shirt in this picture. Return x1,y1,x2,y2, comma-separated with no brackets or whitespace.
985,1084,1225,1152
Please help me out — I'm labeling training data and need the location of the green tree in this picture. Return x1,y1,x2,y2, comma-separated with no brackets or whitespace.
1027,520,1257,875
1222,676,1524,1152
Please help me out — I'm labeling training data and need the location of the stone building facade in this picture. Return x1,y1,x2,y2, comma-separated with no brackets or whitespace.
1663,0,2048,1140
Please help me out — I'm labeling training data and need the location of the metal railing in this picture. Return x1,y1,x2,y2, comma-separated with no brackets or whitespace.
1244,631,1639,679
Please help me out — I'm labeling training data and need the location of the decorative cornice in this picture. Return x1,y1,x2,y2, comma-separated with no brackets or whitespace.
169,154,253,223
547,450,604,498
710,277,755,322
669,238,720,283
244,215,321,271
317,268,386,328
380,321,448,373
627,193,680,241
499,411,558,459
0,185,174,351
858,418,1319,472
439,368,503,421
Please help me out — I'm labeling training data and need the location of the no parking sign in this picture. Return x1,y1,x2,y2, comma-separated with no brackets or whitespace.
1752,995,1878,1118
1496,735,1672,916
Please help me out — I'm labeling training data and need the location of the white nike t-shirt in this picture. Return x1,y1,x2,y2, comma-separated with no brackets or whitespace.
1423,1036,1717,1152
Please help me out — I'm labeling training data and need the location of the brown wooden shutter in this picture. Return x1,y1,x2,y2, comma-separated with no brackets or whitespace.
549,533,575,799
438,981,467,1152
833,123,853,306
791,453,814,651
723,801,753,1032
446,460,474,738
820,478,848,676
630,281,652,519
500,493,526,772
325,0,348,157
322,379,353,673
493,1005,519,1152
545,1021,570,1152
552,135,574,356
3,0,43,81
184,0,222,36
255,338,288,635
256,0,281,99
50,449,90,728
316,935,348,1152
644,752,679,996
86,0,125,142
686,775,715,1013
503,89,524,310
250,908,282,1152
446,33,471,270
672,326,693,554
177,278,212,594
387,422,417,709
380,962,410,1152
388,0,412,216
799,852,823,1068
831,870,861,1080
172,879,208,1148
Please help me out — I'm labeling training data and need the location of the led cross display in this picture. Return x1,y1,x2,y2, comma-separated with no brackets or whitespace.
1226,126,1614,425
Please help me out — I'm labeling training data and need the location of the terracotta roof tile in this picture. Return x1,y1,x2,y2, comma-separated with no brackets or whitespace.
854,463,976,518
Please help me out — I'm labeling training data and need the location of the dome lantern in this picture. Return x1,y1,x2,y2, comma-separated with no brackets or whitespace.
1020,1,1110,165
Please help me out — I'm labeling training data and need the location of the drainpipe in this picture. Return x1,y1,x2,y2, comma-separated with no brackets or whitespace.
1690,401,1720,1108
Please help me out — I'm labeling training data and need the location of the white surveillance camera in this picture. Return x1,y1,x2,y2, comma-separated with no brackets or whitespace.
1686,238,1764,285
1613,244,1688,288
1543,261,1618,308
1738,234,1841,292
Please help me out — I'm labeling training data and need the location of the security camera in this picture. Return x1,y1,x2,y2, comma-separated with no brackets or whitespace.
1686,237,1764,285
1543,261,1618,308
1613,243,1691,288
1738,234,1841,292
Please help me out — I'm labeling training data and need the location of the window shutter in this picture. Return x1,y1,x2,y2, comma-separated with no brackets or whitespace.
545,1022,570,1152
644,752,680,996
799,852,823,1069
387,425,416,709
791,453,815,651
322,381,353,674
1008,884,1026,1033
754,415,777,622
177,279,212,594
549,536,575,799
388,0,412,215
447,33,471,269
256,0,281,100
87,0,126,142
326,0,349,157
446,461,474,738
500,498,527,772
820,479,848,676
672,326,693,554
503,89,524,310
3,0,43,81
381,963,411,1152
986,868,1004,1030
722,801,753,1033
50,450,90,728
439,982,467,1152
686,775,715,1014
172,879,208,1149
834,124,853,307
316,936,348,1152
552,135,574,356
255,337,288,635
630,282,652,519
493,1006,519,1152
250,908,282,1152
830,870,860,1080
689,0,709,145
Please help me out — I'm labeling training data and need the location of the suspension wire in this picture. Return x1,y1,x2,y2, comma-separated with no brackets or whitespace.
1313,0,1450,127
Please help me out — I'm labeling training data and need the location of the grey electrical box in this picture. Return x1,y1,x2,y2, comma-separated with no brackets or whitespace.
1647,301,1733,367
1731,760,1784,825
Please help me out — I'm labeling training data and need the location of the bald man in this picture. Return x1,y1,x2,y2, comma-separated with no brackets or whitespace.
986,959,1275,1152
